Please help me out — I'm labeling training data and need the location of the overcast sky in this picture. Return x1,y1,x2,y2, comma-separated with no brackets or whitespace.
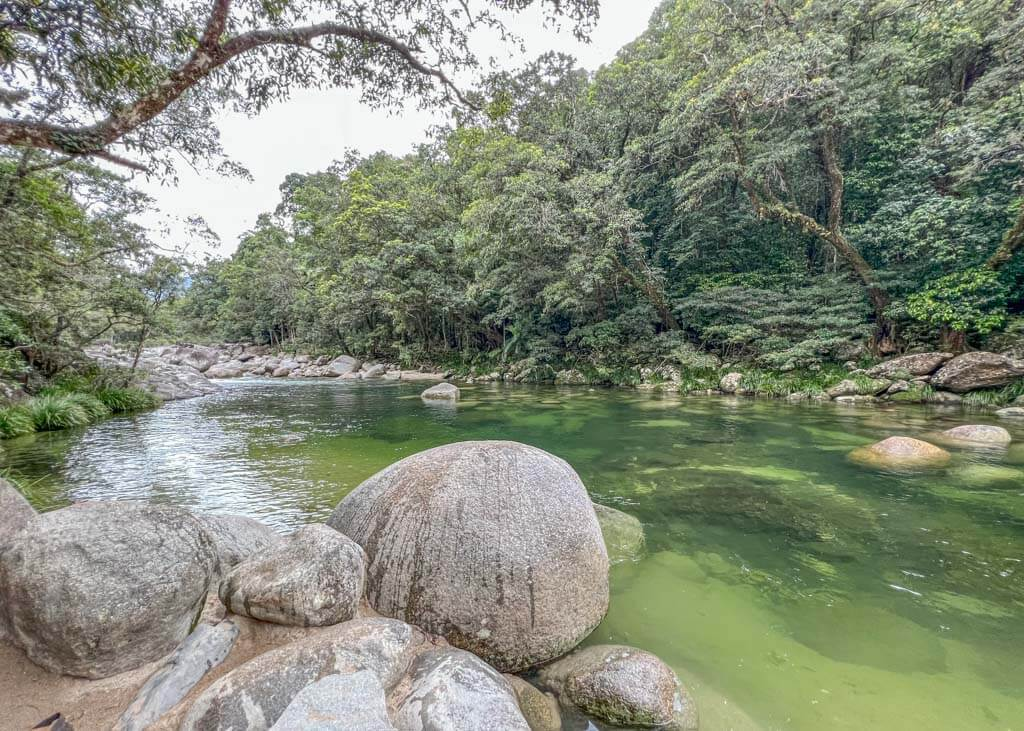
136,1,662,260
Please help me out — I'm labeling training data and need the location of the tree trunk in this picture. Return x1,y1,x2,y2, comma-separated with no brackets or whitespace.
987,203,1024,271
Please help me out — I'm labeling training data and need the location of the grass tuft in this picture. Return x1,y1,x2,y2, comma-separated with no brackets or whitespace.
27,394,91,431
0,405,35,439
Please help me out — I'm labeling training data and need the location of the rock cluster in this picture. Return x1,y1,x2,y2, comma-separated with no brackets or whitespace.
0,443,687,730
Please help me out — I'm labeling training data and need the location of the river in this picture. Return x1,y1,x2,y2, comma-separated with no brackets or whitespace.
2,379,1022,730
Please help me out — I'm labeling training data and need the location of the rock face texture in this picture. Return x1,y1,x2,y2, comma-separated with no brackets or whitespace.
538,645,699,730
421,382,460,401
848,436,951,469
180,618,429,730
328,441,610,672
867,352,952,378
0,477,35,542
220,524,366,627
115,620,239,731
195,513,283,574
270,671,395,731
930,352,1024,393
504,675,562,731
327,355,362,377
86,345,220,401
941,424,1012,445
0,501,218,678
593,503,645,564
159,344,220,373
392,647,530,731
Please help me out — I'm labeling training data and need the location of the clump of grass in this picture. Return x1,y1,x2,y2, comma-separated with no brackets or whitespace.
961,380,1024,407
27,394,91,431
0,405,34,439
64,392,111,420
676,366,720,393
94,386,160,413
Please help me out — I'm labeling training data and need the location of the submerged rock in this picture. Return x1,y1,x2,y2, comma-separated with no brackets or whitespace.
115,619,239,731
328,441,609,672
392,647,530,731
940,424,1012,445
538,644,699,730
848,436,950,469
0,477,35,542
593,503,645,563
220,524,366,627
930,352,1024,393
867,352,952,378
0,501,217,678
270,671,395,731
996,407,1024,419
181,618,429,730
421,382,460,401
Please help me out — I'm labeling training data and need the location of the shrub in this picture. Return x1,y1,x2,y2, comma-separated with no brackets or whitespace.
94,386,161,413
0,405,35,439
27,395,91,431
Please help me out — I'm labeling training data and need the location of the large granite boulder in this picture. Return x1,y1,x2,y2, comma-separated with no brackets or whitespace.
160,345,220,373
327,355,361,377
205,361,245,379
941,424,1012,445
328,441,610,672
180,618,429,730
270,671,395,731
421,382,460,401
930,352,1024,393
195,513,283,574
538,645,699,730
593,503,645,564
848,436,950,469
363,363,387,378
0,501,218,678
0,477,35,542
867,352,952,378
392,647,530,731
220,524,365,627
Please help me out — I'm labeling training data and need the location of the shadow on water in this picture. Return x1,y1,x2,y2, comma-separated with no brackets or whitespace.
2,379,1023,730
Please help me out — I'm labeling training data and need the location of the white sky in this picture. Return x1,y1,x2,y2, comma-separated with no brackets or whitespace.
135,1,662,260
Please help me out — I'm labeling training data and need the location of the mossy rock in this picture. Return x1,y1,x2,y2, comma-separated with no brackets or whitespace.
593,503,646,563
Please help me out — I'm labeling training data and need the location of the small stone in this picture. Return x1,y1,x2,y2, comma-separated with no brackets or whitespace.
270,671,395,731
220,524,365,627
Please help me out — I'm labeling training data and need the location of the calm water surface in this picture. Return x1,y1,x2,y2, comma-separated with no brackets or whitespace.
3,379,1023,730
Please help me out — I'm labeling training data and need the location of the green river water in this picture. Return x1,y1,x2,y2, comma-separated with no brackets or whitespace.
2,379,1022,730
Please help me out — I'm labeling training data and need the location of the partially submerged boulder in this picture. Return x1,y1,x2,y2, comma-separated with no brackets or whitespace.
867,352,952,378
593,503,645,564
328,441,610,672
421,382,460,401
205,361,245,379
848,436,950,469
941,424,1012,445
996,407,1024,419
0,501,217,678
505,675,562,731
0,477,35,542
392,647,530,731
930,352,1024,393
538,645,699,731
270,671,395,731
327,355,361,377
180,618,429,730
220,524,366,627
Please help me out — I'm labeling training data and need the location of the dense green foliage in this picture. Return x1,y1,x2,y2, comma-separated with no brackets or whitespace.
172,0,1024,371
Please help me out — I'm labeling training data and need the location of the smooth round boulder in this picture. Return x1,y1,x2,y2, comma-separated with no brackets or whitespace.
719,372,743,394
421,382,460,401
538,645,699,730
0,477,36,542
220,524,365,627
327,441,610,672
996,407,1024,419
0,501,217,678
941,424,1012,445
848,436,950,469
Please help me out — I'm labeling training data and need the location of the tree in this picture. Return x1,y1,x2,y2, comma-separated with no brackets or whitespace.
0,0,598,172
